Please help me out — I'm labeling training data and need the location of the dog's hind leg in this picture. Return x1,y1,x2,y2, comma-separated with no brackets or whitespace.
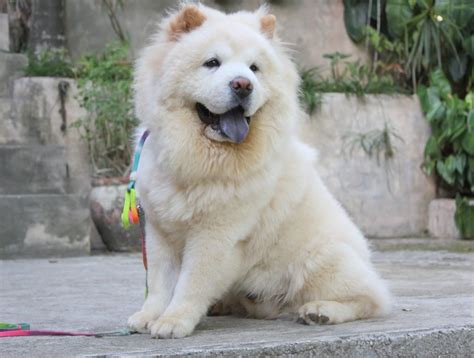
296,244,391,325
128,222,180,333
297,298,378,325
208,293,247,317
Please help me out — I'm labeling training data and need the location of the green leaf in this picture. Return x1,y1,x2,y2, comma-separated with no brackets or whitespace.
467,109,474,131
447,53,468,83
416,0,432,10
450,117,467,141
463,35,474,58
455,154,467,174
461,131,474,155
386,0,413,39
417,84,430,112
468,158,474,192
343,0,369,43
436,158,455,185
430,69,452,97
424,136,439,157
455,196,474,240
446,155,457,172
435,0,474,29
423,160,436,175
418,84,447,121
466,92,474,108
427,87,446,120
426,100,445,122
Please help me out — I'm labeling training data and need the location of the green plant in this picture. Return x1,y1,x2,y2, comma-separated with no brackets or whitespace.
344,0,474,93
455,195,474,239
299,68,323,114
364,26,404,63
364,27,407,81
24,48,75,77
321,53,402,95
299,53,405,113
346,123,403,165
345,123,404,191
323,52,352,80
419,69,474,239
72,41,137,178
344,1,474,238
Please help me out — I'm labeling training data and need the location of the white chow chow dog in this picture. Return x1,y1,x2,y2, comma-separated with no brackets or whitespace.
128,3,391,339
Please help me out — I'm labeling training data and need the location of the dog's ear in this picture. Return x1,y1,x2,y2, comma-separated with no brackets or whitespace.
167,4,207,41
260,14,276,39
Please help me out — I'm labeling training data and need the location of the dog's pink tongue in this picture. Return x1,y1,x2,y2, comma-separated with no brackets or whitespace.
219,107,249,143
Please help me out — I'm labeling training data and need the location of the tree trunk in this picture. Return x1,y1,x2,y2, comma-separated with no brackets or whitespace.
7,0,32,53
28,0,64,53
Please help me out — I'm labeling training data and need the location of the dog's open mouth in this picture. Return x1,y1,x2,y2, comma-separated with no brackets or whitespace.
196,103,251,143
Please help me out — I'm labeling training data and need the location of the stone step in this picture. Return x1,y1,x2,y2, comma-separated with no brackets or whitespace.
10,77,86,145
0,97,12,140
0,96,11,120
4,77,92,194
0,52,27,97
0,13,8,51
0,144,69,194
0,97,22,144
0,193,90,258
428,199,460,239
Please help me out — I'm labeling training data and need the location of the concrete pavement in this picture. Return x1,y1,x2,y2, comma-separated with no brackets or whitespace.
1,250,473,357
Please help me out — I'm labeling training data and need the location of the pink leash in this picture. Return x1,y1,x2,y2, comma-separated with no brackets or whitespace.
0,330,96,338
0,322,133,338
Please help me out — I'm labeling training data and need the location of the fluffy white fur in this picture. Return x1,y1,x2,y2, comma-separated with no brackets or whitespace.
128,3,391,339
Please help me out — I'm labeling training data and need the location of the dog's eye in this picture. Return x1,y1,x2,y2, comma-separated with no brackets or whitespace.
204,58,220,68
250,64,259,72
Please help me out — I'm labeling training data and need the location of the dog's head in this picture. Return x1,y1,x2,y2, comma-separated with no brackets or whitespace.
135,4,300,180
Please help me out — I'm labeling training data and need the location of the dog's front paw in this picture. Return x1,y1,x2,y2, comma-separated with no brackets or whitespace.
128,310,157,333
149,315,196,339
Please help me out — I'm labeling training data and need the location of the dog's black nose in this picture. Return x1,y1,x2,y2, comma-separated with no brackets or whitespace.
229,76,253,99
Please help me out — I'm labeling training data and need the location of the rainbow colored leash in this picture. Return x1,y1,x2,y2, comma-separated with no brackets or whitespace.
121,130,150,228
0,322,132,338
121,129,150,298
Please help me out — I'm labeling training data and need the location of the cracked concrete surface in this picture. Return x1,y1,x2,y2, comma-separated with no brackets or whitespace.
0,250,473,357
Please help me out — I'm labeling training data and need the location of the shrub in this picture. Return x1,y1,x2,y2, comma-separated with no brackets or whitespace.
299,53,405,114
419,70,474,239
344,1,474,237
72,42,138,178
343,0,474,94
24,48,75,78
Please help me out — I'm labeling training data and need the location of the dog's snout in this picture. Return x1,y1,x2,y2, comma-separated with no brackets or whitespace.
230,76,253,99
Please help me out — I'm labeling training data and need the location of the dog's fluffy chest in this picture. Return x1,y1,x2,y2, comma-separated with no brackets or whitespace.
138,165,278,240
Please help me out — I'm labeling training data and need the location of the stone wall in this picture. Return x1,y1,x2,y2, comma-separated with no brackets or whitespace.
0,75,92,258
11,78,91,194
64,0,366,69
301,94,435,237
0,13,8,51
